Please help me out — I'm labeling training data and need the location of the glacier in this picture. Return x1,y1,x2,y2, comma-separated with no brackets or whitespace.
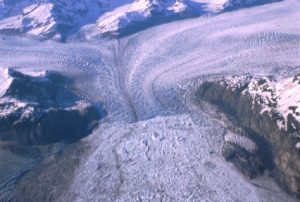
0,0,299,201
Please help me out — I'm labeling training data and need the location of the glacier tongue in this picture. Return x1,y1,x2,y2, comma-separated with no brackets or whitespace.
13,114,298,202
63,115,246,201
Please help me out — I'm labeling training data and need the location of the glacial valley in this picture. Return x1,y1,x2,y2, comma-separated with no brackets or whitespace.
0,0,300,201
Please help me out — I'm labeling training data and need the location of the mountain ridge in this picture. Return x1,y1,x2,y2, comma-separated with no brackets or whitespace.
0,0,281,40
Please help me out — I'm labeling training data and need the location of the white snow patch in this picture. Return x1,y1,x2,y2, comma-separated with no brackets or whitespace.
245,77,277,113
225,132,257,153
276,76,300,129
0,99,34,118
190,0,228,12
0,68,13,97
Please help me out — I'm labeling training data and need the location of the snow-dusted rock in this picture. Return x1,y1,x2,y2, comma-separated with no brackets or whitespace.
97,0,193,36
214,75,300,133
96,0,281,36
0,68,103,145
0,0,106,40
197,74,300,197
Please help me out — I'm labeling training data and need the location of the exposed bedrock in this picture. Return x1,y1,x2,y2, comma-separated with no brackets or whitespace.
196,75,300,197
0,68,104,145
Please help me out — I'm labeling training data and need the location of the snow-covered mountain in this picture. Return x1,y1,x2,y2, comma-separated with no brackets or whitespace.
0,0,108,40
97,0,195,36
96,0,254,36
0,0,281,40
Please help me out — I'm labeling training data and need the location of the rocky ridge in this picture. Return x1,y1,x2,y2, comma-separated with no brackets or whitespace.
0,68,103,145
197,74,300,197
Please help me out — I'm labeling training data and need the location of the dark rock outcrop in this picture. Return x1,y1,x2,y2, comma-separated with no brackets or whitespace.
222,142,265,179
11,141,88,202
0,141,64,202
0,68,104,145
196,75,300,197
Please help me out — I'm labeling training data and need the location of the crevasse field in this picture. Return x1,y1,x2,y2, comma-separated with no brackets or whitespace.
0,0,300,201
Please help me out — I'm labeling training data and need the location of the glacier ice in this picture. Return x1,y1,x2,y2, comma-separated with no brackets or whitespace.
0,0,299,201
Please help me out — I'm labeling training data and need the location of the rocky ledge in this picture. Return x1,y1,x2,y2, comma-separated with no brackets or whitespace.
0,68,104,145
196,74,300,197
